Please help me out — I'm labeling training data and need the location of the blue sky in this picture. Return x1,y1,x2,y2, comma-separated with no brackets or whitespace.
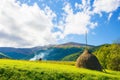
0,0,120,47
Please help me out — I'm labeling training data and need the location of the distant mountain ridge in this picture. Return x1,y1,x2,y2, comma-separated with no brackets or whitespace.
56,42,94,47
0,47,33,59
0,42,94,60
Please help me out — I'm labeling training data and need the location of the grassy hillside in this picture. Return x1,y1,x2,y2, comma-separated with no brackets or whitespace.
62,52,81,61
43,47,84,60
0,59,120,80
62,44,120,71
61,47,94,61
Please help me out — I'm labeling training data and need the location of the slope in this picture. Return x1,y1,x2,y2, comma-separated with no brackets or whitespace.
0,42,94,60
62,52,81,61
0,59,120,80
0,52,10,59
61,46,96,61
0,47,33,59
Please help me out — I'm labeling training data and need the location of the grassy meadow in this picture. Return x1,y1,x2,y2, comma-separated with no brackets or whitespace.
0,59,120,80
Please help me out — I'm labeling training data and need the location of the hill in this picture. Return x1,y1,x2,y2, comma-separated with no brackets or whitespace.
61,46,97,61
0,52,10,59
0,42,94,60
0,47,33,59
0,59,120,80
55,42,94,48
61,44,120,71
62,52,81,61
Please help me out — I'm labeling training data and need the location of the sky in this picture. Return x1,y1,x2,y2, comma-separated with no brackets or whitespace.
0,0,120,48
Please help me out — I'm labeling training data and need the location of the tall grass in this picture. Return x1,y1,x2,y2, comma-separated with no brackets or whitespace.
0,59,120,80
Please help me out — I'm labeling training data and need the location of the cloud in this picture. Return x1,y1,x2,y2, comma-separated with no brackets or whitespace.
0,0,119,47
118,15,120,20
59,0,120,38
91,32,96,35
89,22,98,29
108,13,113,21
93,0,120,14
61,2,97,37
0,0,57,47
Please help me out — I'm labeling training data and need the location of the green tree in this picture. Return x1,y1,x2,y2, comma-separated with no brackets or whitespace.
94,44,120,71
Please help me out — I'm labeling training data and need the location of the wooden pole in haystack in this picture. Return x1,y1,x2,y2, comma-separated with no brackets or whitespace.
85,31,87,50
75,31,103,71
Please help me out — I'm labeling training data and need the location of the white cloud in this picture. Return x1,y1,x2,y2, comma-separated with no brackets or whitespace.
89,22,98,29
61,0,120,40
91,32,96,35
63,0,120,37
63,12,90,35
0,0,57,47
93,0,120,14
44,6,56,19
118,15,120,20
0,0,119,47
61,2,97,37
60,0,120,38
108,13,113,21
75,0,91,13
63,3,73,15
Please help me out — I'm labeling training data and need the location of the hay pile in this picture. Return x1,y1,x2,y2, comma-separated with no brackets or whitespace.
76,49,102,71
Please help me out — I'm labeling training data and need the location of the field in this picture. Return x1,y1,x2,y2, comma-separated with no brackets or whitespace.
0,59,120,80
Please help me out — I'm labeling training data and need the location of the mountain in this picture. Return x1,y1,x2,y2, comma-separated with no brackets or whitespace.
0,47,33,59
29,42,95,60
54,42,94,48
0,42,94,60
0,52,10,59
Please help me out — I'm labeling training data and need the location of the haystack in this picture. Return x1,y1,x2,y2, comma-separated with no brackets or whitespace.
76,49,102,71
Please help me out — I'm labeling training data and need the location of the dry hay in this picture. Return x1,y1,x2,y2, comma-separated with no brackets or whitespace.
76,49,102,71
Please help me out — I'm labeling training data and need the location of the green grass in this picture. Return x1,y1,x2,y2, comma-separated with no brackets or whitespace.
0,59,120,80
